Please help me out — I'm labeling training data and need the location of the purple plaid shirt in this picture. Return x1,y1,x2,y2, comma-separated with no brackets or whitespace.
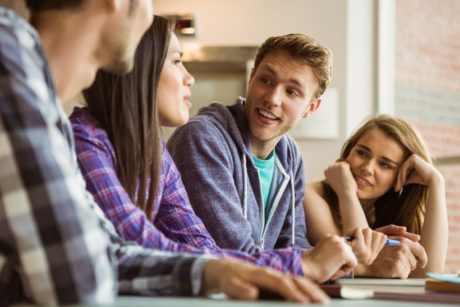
70,107,304,276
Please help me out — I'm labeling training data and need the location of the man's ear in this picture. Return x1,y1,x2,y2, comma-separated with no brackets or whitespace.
303,98,321,118
104,0,123,12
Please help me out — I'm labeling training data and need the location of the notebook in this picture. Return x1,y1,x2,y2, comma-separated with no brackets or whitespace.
425,272,460,293
322,277,460,304
373,290,460,304
321,284,374,299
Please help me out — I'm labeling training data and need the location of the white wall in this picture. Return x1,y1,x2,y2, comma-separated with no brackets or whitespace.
2,0,384,181
156,0,379,182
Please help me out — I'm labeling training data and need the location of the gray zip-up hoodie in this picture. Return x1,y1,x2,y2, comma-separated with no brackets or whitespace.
168,98,310,253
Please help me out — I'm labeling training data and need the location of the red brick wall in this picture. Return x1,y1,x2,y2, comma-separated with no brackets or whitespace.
438,164,460,271
395,0,460,274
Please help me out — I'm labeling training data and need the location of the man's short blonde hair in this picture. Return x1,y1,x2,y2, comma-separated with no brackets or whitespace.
253,33,332,99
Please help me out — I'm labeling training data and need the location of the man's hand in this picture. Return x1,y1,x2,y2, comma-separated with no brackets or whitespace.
201,258,329,304
301,235,358,283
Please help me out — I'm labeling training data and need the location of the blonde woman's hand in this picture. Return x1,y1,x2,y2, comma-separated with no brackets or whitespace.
346,227,387,265
375,224,420,242
356,236,428,278
394,154,443,192
356,244,414,278
324,162,357,198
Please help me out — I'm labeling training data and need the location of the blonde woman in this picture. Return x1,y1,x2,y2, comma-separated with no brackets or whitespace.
304,115,448,277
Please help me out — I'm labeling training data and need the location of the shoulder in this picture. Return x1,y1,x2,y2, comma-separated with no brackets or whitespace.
0,9,42,73
0,8,37,46
307,181,325,196
304,181,333,218
69,108,113,152
70,108,104,137
305,181,328,205
161,143,178,175
184,114,218,131
277,134,303,170
0,9,52,105
285,134,302,157
170,114,230,146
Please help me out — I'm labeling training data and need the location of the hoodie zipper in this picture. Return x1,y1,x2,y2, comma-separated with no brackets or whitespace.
258,158,290,249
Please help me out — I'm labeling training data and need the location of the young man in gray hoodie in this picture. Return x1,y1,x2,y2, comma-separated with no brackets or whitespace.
168,33,429,280
168,34,327,253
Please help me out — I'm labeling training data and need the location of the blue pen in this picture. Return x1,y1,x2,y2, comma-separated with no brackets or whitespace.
385,239,401,246
345,236,400,246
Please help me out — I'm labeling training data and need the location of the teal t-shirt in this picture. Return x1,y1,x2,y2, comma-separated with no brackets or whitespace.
252,151,276,223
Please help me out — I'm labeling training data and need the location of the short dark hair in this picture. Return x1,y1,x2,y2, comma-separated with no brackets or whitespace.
25,0,84,11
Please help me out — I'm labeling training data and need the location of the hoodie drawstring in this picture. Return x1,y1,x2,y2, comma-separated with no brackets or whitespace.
242,154,248,218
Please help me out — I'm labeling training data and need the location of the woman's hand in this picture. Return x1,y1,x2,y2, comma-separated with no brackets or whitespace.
375,224,420,242
345,227,387,265
324,162,370,233
324,162,357,198
394,154,443,192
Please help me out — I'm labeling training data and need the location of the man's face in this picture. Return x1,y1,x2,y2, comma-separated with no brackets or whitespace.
102,0,154,74
245,50,321,157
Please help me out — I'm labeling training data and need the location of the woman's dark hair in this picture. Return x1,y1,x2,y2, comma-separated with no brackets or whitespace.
82,15,174,218
322,115,431,234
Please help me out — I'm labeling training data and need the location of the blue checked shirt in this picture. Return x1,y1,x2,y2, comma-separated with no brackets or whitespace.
0,7,210,306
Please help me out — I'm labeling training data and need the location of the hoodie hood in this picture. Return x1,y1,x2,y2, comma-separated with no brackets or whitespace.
194,97,252,157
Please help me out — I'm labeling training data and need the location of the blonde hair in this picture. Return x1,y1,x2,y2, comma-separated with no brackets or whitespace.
323,114,431,234
253,33,332,99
